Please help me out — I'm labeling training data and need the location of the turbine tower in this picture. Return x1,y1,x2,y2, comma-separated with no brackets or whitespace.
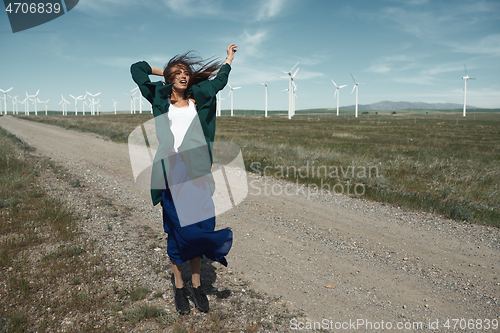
292,81,298,115
331,79,347,116
350,73,362,118
0,87,13,115
462,65,476,117
131,87,139,114
216,91,221,116
227,83,241,117
216,91,227,116
260,78,273,118
112,99,118,114
279,62,300,119
93,99,100,115
86,91,101,115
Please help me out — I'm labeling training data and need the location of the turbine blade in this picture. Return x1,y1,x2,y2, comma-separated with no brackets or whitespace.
334,90,338,98
350,73,356,83
331,79,338,88
339,85,348,88
464,64,468,76
351,85,356,94
291,62,299,72
292,67,300,77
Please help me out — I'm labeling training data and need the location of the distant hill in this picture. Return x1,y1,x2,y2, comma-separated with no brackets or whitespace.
339,101,480,111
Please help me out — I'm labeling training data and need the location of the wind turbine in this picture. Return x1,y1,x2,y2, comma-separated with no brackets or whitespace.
124,88,138,114
86,91,101,115
350,73,363,118
112,99,118,114
260,78,273,118
0,87,13,115
38,98,49,115
26,90,40,115
462,65,476,117
19,97,27,115
59,95,71,116
8,95,18,115
331,79,347,116
69,94,84,115
59,95,70,115
227,83,241,117
279,62,300,119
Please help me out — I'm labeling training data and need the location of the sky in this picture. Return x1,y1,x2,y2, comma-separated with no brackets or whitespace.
0,0,499,113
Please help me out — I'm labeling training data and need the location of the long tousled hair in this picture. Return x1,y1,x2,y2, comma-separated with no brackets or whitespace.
163,51,222,99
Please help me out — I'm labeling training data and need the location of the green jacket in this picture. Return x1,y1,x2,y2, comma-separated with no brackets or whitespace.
130,61,231,206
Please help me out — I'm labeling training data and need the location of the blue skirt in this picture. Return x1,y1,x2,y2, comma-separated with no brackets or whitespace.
162,154,232,266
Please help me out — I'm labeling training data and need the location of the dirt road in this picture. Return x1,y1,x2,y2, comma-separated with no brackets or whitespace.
1,115,498,331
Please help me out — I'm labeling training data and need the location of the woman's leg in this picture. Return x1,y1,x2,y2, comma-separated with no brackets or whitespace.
187,256,209,312
189,256,201,288
172,261,184,288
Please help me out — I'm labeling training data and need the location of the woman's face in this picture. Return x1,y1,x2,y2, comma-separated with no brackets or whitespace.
169,64,190,92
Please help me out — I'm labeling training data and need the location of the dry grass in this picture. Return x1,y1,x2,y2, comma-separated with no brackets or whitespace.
18,112,500,227
0,126,120,332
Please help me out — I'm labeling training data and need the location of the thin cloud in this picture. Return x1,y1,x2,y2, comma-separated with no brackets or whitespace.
75,0,137,15
367,65,391,74
238,30,269,58
162,0,222,17
255,0,286,21
447,34,500,57
393,76,435,85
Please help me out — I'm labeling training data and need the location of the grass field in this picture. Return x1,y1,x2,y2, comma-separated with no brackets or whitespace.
0,126,119,331
17,111,500,227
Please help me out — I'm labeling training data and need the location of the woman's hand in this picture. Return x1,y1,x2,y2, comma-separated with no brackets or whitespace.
224,44,237,66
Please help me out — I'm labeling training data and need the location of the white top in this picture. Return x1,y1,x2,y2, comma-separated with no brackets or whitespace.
168,99,197,153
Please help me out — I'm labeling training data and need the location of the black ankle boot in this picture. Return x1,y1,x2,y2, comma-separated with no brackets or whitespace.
173,285,190,315
187,281,209,313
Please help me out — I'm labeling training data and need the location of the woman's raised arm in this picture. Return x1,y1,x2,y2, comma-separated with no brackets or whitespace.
223,44,238,66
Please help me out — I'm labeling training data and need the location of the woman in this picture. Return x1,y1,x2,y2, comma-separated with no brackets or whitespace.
131,44,237,314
